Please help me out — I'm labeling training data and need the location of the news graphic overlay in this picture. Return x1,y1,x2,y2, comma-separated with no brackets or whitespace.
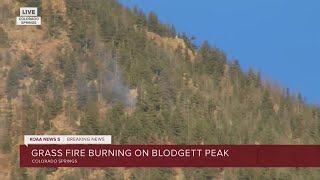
24,135,112,146
20,143,320,167
16,7,41,25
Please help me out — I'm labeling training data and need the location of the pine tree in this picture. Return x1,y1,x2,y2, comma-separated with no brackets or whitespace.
199,41,210,60
80,102,99,134
76,72,88,109
147,12,159,33
10,150,28,180
261,90,273,120
6,67,20,100
63,56,76,88
0,27,9,48
86,60,98,81
22,93,37,134
1,103,12,152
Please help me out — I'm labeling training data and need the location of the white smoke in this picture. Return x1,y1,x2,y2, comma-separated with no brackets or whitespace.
98,51,136,107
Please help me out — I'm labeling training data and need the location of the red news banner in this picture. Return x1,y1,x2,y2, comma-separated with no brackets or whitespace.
20,145,320,167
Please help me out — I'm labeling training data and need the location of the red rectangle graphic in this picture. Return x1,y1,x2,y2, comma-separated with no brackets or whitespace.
20,145,320,167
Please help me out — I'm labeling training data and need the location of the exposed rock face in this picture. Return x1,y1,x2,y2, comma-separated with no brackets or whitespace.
147,31,196,62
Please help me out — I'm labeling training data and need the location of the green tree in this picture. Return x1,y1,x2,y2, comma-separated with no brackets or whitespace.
86,60,98,81
22,93,37,134
261,90,273,120
36,70,52,96
199,41,210,60
76,73,88,109
0,27,9,48
64,56,76,88
1,102,13,152
80,102,99,134
10,150,28,180
147,12,159,33
6,67,20,100
21,53,34,68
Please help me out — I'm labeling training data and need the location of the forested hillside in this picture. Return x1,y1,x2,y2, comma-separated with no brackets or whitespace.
0,0,320,179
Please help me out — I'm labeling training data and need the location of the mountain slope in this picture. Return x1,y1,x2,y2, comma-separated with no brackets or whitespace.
0,0,320,179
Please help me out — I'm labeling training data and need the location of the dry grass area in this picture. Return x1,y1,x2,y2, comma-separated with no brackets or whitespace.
47,0,67,16
5,26,72,67
147,31,196,62
173,168,185,180
46,168,77,180
0,1,75,178
51,113,75,134
0,153,10,180
1,0,73,67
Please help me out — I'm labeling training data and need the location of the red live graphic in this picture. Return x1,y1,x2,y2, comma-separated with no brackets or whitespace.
20,145,320,167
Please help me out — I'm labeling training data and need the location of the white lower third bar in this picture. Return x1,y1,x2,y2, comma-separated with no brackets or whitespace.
24,135,112,146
